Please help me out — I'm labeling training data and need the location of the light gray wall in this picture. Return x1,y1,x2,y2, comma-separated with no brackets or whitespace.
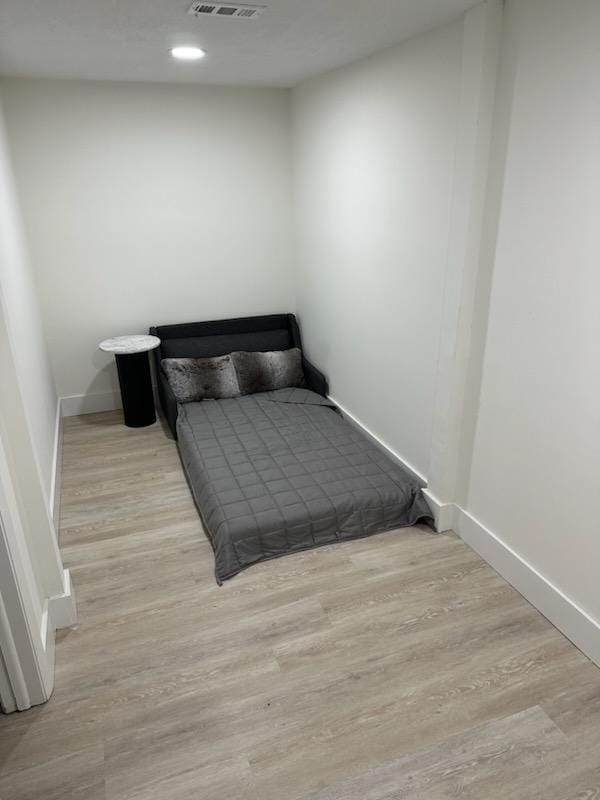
0,93,65,606
0,95,57,500
465,0,600,623
0,79,296,404
291,0,600,654
291,20,464,478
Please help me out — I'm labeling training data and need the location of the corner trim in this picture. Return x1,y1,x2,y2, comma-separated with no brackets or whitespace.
47,569,77,631
421,490,457,533
60,390,121,417
0,649,17,713
455,507,600,668
0,588,32,710
328,395,427,483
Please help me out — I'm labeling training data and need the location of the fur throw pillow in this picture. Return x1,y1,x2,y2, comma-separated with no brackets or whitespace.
231,348,305,395
162,355,240,403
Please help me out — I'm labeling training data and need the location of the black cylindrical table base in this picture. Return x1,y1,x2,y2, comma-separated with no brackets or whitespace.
115,351,156,428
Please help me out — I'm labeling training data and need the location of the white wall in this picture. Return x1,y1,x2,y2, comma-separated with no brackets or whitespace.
291,20,464,478
0,79,295,406
0,97,58,500
292,0,600,663
464,0,600,625
0,93,74,707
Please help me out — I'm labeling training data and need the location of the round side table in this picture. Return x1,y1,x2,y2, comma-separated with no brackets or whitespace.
99,335,160,428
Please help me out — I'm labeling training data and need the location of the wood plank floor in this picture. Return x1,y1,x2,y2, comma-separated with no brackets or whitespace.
1,410,599,799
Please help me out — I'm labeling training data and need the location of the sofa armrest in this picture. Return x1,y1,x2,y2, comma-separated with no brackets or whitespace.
303,357,329,397
157,370,179,439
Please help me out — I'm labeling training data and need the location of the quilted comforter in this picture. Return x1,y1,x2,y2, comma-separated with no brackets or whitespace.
177,388,434,583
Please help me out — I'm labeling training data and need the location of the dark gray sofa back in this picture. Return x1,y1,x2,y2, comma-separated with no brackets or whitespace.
149,314,327,438
153,315,297,359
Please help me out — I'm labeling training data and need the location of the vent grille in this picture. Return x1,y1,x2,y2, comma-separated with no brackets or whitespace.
188,2,266,19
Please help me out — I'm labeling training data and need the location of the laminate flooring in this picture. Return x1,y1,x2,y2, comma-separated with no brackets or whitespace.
1,410,599,799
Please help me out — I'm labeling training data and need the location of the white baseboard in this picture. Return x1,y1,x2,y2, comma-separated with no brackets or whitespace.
38,569,76,704
48,403,63,525
421,489,457,533
47,569,77,631
455,507,600,668
328,395,427,483
38,606,56,701
60,386,160,418
60,390,122,417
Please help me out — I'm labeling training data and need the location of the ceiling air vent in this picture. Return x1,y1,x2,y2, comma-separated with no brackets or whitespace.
188,2,266,19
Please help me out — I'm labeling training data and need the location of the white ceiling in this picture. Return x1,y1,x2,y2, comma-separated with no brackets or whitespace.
0,0,480,88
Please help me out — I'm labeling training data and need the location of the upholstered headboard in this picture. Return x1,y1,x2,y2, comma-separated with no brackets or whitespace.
149,313,328,438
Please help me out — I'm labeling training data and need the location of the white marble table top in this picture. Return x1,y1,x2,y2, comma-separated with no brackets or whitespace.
99,334,160,355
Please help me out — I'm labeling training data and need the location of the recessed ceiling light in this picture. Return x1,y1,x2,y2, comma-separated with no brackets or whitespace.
171,46,206,61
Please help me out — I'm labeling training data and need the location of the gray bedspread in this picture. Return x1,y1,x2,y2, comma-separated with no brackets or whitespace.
177,388,434,583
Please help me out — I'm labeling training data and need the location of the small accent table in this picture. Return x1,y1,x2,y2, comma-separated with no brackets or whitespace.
99,335,160,428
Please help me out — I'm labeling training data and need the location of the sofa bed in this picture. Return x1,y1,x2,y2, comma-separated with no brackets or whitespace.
150,314,433,583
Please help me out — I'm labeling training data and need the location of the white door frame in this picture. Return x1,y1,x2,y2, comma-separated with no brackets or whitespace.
0,436,53,712
0,649,16,714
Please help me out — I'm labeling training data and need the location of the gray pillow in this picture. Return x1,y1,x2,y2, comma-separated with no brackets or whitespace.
161,355,240,403
231,348,305,395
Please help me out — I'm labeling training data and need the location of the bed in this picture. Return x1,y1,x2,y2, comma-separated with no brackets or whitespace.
150,315,434,583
